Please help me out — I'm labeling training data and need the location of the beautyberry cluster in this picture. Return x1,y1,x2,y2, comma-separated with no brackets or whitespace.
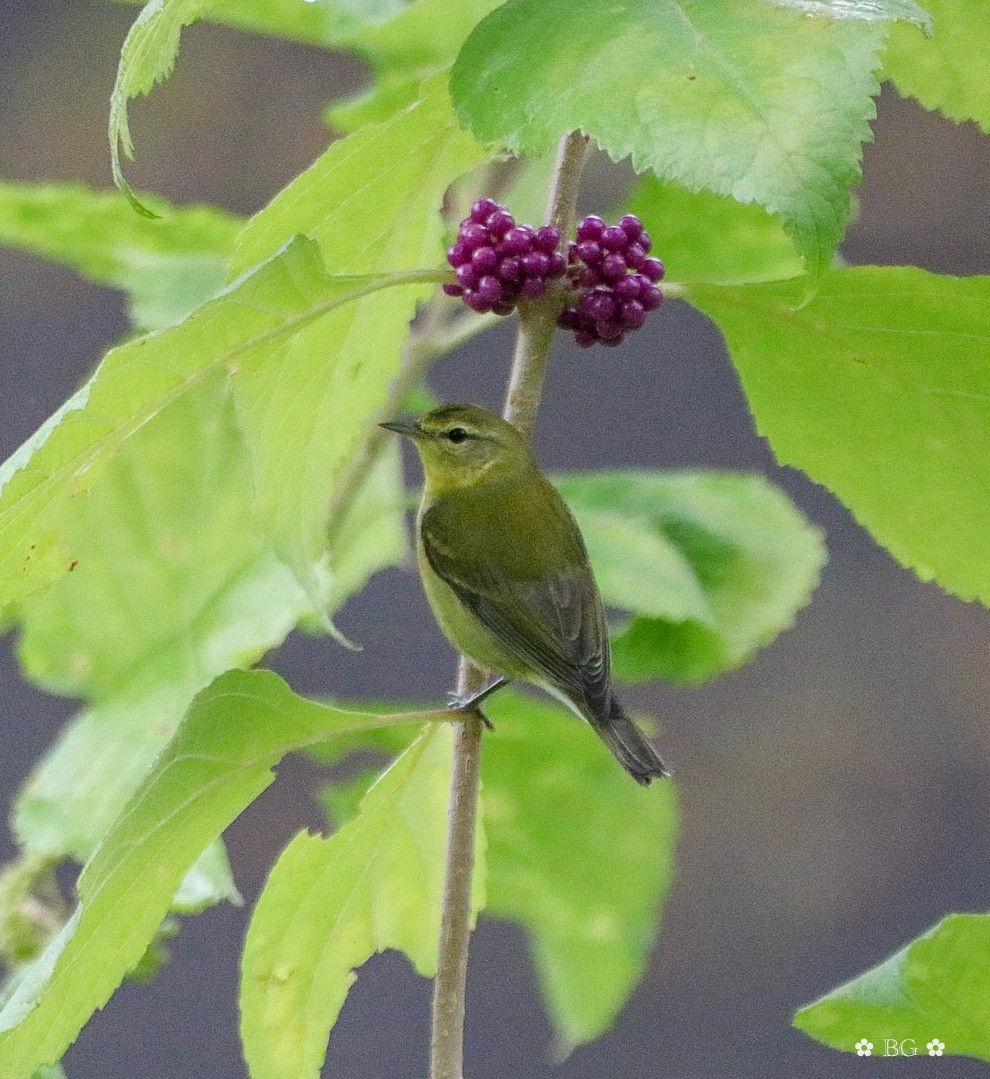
444,199,567,314
558,215,664,347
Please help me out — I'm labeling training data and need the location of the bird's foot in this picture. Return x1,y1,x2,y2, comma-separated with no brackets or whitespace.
446,677,509,729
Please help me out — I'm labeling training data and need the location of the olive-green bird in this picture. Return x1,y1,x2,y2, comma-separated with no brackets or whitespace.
381,403,669,785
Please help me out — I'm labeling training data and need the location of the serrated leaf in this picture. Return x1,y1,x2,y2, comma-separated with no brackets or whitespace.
0,669,426,1079
0,236,414,612
0,183,240,331
323,0,500,133
885,0,990,131
310,688,678,1051
624,175,803,286
227,76,484,599
451,0,888,275
555,471,826,684
768,0,931,31
11,377,305,903
240,723,480,1079
481,692,677,1049
795,912,990,1062
109,0,209,213
688,267,990,606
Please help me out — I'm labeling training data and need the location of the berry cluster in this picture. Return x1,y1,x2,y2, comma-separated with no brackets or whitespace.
558,215,664,347
444,199,567,314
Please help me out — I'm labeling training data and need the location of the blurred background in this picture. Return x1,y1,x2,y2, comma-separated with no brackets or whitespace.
2,2,990,1076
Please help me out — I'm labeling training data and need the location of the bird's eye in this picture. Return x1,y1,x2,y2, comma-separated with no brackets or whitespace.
446,427,469,444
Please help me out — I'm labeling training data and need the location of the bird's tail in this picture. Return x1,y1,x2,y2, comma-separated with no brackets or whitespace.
587,696,670,786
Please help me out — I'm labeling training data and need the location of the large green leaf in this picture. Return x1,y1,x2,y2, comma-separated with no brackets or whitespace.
0,236,416,611
451,0,896,275
555,471,826,684
795,912,990,1062
688,267,990,606
241,723,480,1079
0,183,240,331
624,175,803,286
885,0,990,131
11,377,309,866
0,670,426,1079
481,692,677,1049
228,75,483,598
312,688,678,1051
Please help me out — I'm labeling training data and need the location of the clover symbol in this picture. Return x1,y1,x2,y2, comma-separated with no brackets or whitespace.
855,1039,873,1056
927,1038,945,1057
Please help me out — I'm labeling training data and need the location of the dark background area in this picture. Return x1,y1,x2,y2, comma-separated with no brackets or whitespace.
2,2,990,1076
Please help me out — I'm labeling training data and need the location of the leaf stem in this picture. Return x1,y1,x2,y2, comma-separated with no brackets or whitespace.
429,129,588,1079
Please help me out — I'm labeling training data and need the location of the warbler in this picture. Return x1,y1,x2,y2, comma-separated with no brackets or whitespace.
381,403,669,785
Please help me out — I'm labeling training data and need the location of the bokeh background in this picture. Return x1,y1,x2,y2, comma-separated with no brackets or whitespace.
3,2,990,1076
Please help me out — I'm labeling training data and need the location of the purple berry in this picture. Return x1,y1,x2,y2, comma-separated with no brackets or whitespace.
576,215,605,242
557,307,580,330
615,275,642,302
535,226,561,253
585,289,617,323
619,300,646,329
642,257,665,282
619,214,644,240
547,252,567,277
492,300,515,317
575,240,603,265
521,250,550,277
471,246,498,273
477,275,505,303
641,283,664,310
576,266,600,288
442,282,463,297
459,222,489,250
455,263,479,289
520,276,547,298
471,197,500,224
497,256,522,282
575,329,598,348
463,291,491,313
600,331,625,348
602,225,629,252
639,231,653,254
486,209,515,237
447,242,470,267
502,227,535,255
600,253,628,280
624,242,646,269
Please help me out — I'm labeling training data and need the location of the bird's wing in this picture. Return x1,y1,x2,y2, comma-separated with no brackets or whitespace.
420,484,610,714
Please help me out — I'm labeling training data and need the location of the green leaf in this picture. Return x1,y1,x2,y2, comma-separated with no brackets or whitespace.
688,267,990,606
451,0,889,275
0,236,413,612
885,0,990,131
0,183,240,331
555,471,826,684
227,75,484,598
624,175,803,286
10,377,305,903
481,692,678,1049
113,0,409,47
0,669,424,1079
795,912,990,1062
240,723,479,1079
311,688,679,1051
768,0,931,31
109,0,209,213
323,0,500,133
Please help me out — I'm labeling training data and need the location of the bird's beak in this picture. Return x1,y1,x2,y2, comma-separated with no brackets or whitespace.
379,418,421,439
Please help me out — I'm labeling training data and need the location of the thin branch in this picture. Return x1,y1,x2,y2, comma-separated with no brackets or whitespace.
429,129,588,1079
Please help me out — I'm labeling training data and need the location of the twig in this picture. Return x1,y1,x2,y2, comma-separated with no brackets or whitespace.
429,129,589,1079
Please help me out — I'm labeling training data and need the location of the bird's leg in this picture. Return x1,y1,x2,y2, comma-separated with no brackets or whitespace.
446,676,509,728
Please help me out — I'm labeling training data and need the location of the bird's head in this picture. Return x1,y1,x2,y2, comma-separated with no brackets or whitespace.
380,403,534,493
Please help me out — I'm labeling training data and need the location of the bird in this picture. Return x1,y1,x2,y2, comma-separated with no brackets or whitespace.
380,402,669,785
